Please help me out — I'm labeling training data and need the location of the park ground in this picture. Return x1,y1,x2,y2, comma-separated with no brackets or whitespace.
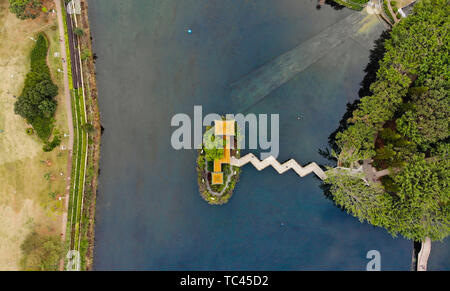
0,0,69,270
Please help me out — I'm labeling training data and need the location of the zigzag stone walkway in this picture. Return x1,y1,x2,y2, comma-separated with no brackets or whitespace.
229,154,388,183
230,154,327,180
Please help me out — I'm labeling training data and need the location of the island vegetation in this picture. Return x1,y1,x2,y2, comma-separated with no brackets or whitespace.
197,121,241,205
325,0,449,242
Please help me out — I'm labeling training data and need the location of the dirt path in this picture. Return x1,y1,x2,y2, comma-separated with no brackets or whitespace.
54,0,74,270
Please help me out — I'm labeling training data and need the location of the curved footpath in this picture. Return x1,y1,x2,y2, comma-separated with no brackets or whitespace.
204,162,237,197
55,0,74,270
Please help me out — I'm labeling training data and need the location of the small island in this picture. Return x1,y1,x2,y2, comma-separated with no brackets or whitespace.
197,119,241,205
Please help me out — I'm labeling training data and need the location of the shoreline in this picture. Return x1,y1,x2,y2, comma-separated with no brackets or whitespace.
84,2,446,268
58,0,101,270
197,132,242,205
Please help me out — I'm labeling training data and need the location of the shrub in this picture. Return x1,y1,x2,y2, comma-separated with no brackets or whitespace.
30,33,48,65
9,0,41,20
31,117,53,141
20,231,63,271
81,49,92,61
81,123,95,133
43,134,61,152
73,27,85,37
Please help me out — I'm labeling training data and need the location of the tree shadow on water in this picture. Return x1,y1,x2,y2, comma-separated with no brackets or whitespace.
358,30,391,98
320,30,391,160
316,0,345,10
318,30,391,201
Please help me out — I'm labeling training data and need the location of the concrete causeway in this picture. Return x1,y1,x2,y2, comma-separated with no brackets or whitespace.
230,154,327,180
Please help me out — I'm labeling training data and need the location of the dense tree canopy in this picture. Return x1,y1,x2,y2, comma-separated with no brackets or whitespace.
337,0,449,164
325,171,394,227
327,0,449,241
14,33,58,141
397,79,450,146
391,154,450,241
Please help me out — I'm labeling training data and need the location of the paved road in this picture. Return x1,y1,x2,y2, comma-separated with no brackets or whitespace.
64,4,81,89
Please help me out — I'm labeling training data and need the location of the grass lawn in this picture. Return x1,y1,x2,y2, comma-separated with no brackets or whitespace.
0,0,69,270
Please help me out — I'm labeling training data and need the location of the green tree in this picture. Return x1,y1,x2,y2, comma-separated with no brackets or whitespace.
325,171,394,227
391,155,450,241
31,116,53,140
9,0,41,20
38,99,57,118
328,0,450,243
82,122,95,133
14,96,38,120
35,79,58,98
43,134,61,152
81,48,92,61
14,33,58,142
20,231,63,271
73,27,85,37
397,80,449,146
338,0,449,157
335,121,376,165
203,127,224,161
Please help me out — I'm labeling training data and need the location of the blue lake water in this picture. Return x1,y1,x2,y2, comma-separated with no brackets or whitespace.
89,0,448,270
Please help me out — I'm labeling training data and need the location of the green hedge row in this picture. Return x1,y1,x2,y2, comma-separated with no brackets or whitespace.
383,0,395,23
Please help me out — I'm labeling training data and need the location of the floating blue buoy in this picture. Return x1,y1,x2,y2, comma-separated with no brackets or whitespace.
187,29,192,35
